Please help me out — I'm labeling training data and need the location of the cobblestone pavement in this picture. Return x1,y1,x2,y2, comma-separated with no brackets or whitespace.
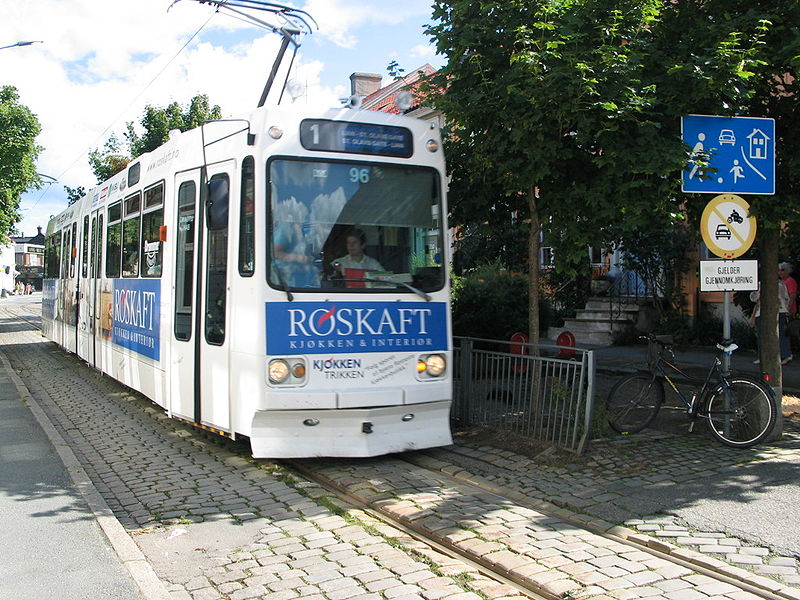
3,298,799,600
412,425,800,590
0,303,524,600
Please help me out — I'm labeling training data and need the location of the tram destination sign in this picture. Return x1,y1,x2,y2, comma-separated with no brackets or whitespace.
300,119,413,158
700,260,758,292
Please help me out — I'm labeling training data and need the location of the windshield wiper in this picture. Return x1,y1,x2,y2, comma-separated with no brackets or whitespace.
336,277,431,301
271,260,294,301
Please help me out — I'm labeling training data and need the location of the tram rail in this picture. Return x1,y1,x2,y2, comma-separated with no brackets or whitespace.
282,454,794,600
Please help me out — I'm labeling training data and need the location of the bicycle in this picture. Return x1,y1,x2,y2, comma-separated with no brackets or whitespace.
605,334,778,447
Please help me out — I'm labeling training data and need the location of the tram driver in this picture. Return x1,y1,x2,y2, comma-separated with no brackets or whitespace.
332,227,384,274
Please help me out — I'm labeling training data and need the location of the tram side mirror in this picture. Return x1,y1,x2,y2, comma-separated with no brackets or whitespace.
206,178,229,231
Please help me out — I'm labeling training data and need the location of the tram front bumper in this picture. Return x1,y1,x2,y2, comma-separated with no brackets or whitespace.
249,400,453,458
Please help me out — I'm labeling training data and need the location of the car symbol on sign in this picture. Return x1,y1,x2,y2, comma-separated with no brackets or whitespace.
719,129,736,145
715,224,732,239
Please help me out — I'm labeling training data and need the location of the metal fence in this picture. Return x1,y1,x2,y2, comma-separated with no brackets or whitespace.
452,336,596,454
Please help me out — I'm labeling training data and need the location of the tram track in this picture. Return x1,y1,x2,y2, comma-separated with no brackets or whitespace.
399,451,795,599
282,454,793,600
285,458,549,600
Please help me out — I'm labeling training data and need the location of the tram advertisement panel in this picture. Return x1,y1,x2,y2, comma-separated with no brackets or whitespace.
111,279,161,360
266,301,448,355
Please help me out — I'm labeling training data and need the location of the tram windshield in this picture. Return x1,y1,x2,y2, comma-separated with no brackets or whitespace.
268,159,445,293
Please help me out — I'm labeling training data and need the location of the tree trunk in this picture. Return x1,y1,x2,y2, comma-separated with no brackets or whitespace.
528,187,541,347
758,227,784,438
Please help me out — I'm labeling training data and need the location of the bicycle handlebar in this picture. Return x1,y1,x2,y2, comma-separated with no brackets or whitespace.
641,333,738,356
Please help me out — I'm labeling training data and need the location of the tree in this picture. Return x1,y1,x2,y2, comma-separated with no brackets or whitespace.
88,94,222,183
125,94,222,157
643,1,800,431
88,133,129,183
0,85,42,238
425,2,781,326
426,0,797,430
425,0,687,344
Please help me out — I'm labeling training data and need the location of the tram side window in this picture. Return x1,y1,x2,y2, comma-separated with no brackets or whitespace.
239,156,255,276
122,192,141,277
69,222,78,278
90,217,97,278
82,216,90,278
106,202,122,278
206,173,229,345
60,227,71,279
96,215,104,279
45,233,61,278
141,182,164,278
175,181,196,341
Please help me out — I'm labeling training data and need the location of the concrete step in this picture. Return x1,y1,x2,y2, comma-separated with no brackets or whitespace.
584,298,644,312
562,317,633,333
549,325,615,346
575,308,638,321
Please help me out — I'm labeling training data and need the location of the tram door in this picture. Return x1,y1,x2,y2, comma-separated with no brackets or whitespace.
88,209,104,370
77,215,91,362
170,173,200,420
169,165,233,431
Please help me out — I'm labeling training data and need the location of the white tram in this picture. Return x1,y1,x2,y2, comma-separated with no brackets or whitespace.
42,104,453,457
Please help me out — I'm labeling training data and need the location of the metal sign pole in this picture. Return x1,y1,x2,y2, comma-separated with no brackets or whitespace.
722,290,731,375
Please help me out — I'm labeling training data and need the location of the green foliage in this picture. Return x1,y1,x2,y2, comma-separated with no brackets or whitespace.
88,134,129,184
426,1,799,345
88,94,222,183
126,94,222,157
451,261,553,339
426,0,688,271
0,85,42,238
453,222,529,274
64,185,86,206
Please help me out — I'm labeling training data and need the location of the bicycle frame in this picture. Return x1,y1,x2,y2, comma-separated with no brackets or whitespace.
647,343,730,420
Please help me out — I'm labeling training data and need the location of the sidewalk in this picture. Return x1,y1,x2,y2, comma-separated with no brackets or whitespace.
0,349,161,599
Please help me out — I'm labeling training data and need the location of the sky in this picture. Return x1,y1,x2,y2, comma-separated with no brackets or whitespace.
1,0,445,238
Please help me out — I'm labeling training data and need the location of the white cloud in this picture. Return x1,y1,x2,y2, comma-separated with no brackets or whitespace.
409,43,437,63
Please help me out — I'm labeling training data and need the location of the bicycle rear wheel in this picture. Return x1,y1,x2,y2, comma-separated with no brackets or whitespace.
606,374,664,434
705,377,777,448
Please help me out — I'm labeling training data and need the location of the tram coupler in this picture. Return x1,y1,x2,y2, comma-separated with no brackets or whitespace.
361,421,373,434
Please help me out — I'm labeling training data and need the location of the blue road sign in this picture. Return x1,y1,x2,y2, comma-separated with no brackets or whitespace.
682,115,775,195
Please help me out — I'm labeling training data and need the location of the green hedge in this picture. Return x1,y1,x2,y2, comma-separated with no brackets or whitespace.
451,265,552,339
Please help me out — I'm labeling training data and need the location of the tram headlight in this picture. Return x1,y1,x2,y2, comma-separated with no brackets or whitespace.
268,359,290,384
267,357,307,386
426,354,446,376
417,353,446,378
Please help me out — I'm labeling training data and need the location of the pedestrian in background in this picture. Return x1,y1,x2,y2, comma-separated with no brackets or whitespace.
780,262,797,315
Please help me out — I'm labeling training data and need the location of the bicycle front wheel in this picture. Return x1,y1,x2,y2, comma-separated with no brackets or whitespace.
705,377,777,448
606,374,664,434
